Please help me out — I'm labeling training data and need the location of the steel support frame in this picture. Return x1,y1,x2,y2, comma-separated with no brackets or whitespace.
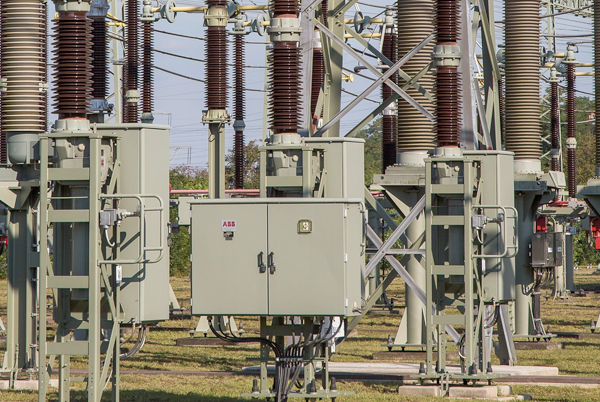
37,132,122,402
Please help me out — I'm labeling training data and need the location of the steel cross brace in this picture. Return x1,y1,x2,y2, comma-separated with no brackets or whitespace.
366,224,461,343
314,21,434,137
365,195,426,277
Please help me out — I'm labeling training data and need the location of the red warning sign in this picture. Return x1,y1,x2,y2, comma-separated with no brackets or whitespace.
221,220,236,232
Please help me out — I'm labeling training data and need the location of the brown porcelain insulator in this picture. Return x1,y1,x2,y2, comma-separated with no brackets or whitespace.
142,21,154,114
272,0,299,16
52,12,93,119
436,0,460,43
42,1,48,132
498,76,505,148
1,0,47,162
125,0,139,123
382,30,398,171
550,81,559,172
310,46,324,120
504,0,541,160
596,0,600,171
435,0,460,148
321,0,328,27
91,17,108,101
234,35,245,189
205,26,228,110
207,0,227,6
435,68,461,147
567,63,576,197
396,0,436,152
268,42,301,133
0,7,3,162
0,8,4,163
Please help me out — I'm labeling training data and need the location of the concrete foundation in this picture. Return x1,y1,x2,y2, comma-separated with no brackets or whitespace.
513,341,564,351
175,337,238,347
372,350,459,362
0,379,59,390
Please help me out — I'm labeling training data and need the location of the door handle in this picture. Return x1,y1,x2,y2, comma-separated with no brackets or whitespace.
268,252,276,274
258,251,266,273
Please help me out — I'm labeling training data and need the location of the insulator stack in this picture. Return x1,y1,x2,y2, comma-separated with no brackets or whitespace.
142,21,154,115
321,0,328,27
396,0,436,153
0,0,47,141
125,0,139,123
596,0,600,174
567,63,576,197
310,39,324,122
268,0,301,134
234,35,245,189
91,17,108,101
382,29,398,171
498,76,506,148
504,0,541,161
435,0,461,148
53,12,92,119
42,2,48,133
0,8,3,163
550,81,559,172
206,27,228,109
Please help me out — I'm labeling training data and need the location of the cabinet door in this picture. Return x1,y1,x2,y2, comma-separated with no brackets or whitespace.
267,203,346,316
191,203,268,315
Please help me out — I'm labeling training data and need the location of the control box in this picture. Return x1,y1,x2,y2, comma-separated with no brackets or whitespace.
189,198,366,317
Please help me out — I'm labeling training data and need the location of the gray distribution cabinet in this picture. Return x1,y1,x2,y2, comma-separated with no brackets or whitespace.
96,124,171,324
531,232,563,268
189,198,366,317
464,150,516,302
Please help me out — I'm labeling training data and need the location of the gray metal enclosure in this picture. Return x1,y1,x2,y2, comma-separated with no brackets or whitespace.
189,198,366,317
96,124,171,324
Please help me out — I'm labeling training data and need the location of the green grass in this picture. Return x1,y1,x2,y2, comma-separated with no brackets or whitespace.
3,271,600,401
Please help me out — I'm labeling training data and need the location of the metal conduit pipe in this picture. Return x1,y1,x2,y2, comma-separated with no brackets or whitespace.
504,0,541,170
381,10,397,171
596,0,600,176
396,0,436,165
0,0,47,165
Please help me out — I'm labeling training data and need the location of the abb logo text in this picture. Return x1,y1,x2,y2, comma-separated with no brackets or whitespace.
221,220,237,232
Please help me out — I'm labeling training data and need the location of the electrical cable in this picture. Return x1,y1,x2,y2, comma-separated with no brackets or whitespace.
154,65,266,92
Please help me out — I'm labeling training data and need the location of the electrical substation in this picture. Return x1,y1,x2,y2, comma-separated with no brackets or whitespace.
2,0,600,401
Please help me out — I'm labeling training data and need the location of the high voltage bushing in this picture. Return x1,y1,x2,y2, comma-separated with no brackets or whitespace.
563,43,578,198
504,0,542,163
204,0,228,115
232,14,246,189
321,0,328,27
596,0,600,176
396,0,435,157
0,0,48,164
267,0,302,134
141,0,155,123
53,11,93,119
89,0,109,114
548,68,560,172
125,0,140,123
433,0,461,148
381,8,397,171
